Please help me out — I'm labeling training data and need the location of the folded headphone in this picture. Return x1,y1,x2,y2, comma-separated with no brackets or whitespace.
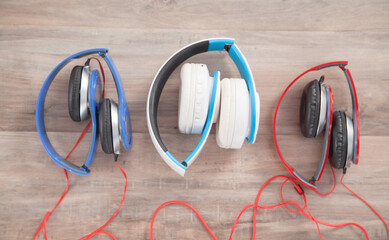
36,49,132,175
274,61,359,190
147,38,260,176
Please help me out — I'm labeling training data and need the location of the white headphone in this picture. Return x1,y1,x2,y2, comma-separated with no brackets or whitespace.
147,38,260,176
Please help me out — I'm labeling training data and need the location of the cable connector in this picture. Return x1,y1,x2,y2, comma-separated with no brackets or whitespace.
294,184,304,195
114,154,119,162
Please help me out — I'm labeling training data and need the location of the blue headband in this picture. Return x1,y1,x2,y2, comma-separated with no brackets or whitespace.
36,49,132,175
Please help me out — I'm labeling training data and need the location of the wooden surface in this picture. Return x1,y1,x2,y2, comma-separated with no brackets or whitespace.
0,1,388,239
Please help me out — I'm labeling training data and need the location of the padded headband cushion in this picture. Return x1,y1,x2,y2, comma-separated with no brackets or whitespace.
300,80,321,138
68,66,83,122
330,111,348,169
99,99,114,154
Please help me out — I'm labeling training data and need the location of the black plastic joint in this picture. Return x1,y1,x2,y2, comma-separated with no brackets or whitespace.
81,164,89,171
224,44,232,52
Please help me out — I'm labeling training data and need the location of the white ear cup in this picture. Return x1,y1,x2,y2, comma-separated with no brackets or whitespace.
217,78,235,148
251,91,260,142
232,79,250,147
178,63,191,133
178,63,213,134
217,78,250,149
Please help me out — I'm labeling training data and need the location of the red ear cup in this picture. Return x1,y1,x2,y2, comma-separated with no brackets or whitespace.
329,111,348,169
68,66,83,122
300,80,321,138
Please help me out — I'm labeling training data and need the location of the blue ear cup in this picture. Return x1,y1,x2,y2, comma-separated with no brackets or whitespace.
68,66,84,122
99,99,118,154
67,62,122,155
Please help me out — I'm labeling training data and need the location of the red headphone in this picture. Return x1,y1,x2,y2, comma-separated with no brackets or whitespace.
273,61,360,190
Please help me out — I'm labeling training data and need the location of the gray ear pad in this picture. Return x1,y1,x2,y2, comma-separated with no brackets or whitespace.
329,111,348,169
68,66,83,122
300,80,321,138
99,99,114,154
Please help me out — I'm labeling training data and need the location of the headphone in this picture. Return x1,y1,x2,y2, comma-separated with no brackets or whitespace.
147,38,260,176
274,61,360,190
36,49,132,175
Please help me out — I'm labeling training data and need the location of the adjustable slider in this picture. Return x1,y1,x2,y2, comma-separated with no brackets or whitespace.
181,161,188,167
294,184,304,195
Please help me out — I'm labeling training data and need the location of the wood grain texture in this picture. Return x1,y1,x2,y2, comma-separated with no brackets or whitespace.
0,1,388,239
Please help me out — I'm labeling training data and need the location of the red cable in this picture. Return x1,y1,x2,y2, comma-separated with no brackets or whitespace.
78,162,127,240
280,179,306,214
313,164,337,197
149,201,218,240
33,123,88,240
65,121,92,160
32,169,69,240
304,204,323,240
149,175,370,240
340,174,389,237
250,175,298,240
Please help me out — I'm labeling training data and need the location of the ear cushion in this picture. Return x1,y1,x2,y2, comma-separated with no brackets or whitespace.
300,80,321,138
68,66,83,122
178,63,212,134
178,63,194,134
329,111,348,169
217,78,249,149
217,78,234,148
231,79,250,148
99,99,114,154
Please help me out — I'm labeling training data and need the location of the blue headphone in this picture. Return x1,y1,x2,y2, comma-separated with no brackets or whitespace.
36,49,132,175
147,38,260,176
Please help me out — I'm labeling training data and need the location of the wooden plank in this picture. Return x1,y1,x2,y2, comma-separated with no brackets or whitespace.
0,0,388,32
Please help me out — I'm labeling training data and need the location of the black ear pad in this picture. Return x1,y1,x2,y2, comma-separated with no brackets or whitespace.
329,111,348,169
68,66,83,122
300,80,321,138
99,99,114,154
